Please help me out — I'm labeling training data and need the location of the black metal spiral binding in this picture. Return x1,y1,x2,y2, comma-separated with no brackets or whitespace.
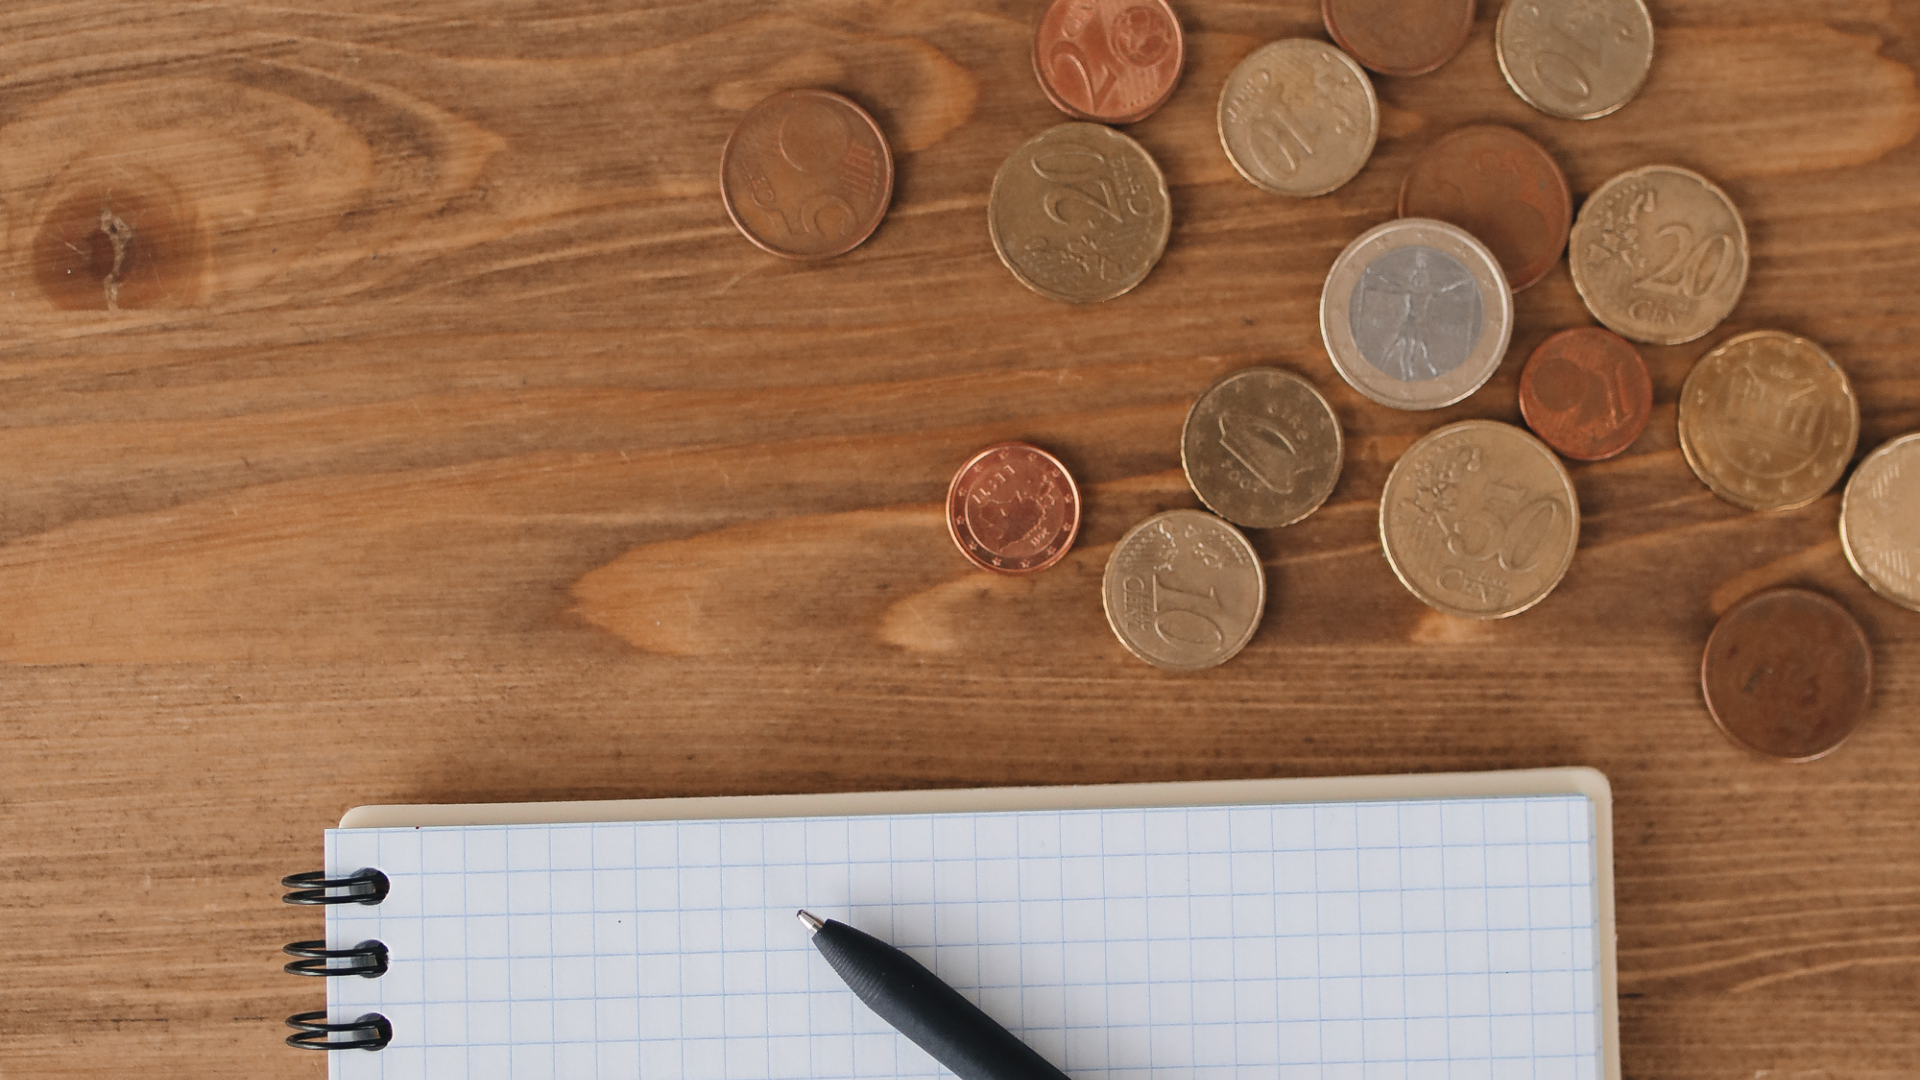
281,868,390,905
283,939,390,978
285,1010,393,1051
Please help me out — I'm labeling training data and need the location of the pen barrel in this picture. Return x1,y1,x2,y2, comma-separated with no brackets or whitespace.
812,920,1072,1080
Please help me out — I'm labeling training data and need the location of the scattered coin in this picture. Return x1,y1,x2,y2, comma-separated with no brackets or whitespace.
1569,164,1749,345
1517,327,1652,461
1678,330,1859,512
988,122,1173,304
1322,0,1476,77
1217,39,1379,198
1702,588,1872,762
947,442,1082,575
1379,420,1580,619
1102,509,1265,670
719,89,894,260
1032,0,1185,125
1398,124,1572,292
1496,0,1655,121
1840,433,1920,612
1320,218,1514,411
1182,368,1344,529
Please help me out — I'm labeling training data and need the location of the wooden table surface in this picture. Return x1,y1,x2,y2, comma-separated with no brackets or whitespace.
4,0,1918,1075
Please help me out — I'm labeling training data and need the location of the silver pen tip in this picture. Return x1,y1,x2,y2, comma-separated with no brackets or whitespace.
796,909,825,932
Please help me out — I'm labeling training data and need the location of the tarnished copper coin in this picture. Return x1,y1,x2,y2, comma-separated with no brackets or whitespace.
1702,588,1873,762
720,89,894,260
1323,0,1476,77
1517,327,1652,461
946,442,1081,574
1398,125,1571,293
1033,0,1185,124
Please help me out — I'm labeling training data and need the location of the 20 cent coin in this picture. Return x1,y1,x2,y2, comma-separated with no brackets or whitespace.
1569,165,1749,345
1217,39,1378,198
1840,433,1920,611
1103,509,1265,670
1678,330,1859,512
720,89,894,260
1182,367,1344,529
1702,588,1872,762
989,123,1172,304
947,442,1082,574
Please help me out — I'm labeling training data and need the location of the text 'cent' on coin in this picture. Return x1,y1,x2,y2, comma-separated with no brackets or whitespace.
1321,218,1514,411
1678,330,1858,512
1702,588,1873,762
988,122,1172,304
1379,420,1580,620
1217,39,1378,198
1033,0,1185,124
1182,367,1344,529
1103,510,1265,671
947,442,1082,575
720,89,895,260
1398,124,1571,292
1840,433,1920,612
1569,164,1749,345
1496,0,1655,121
1518,327,1652,461
1323,0,1476,77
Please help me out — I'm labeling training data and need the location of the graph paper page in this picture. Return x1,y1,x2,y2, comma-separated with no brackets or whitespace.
325,795,1600,1080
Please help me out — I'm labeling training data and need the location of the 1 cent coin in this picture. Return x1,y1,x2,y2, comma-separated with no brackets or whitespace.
1102,509,1265,670
1840,433,1920,612
988,122,1172,304
720,89,894,260
1323,0,1476,77
1398,125,1571,292
1517,327,1652,461
1033,0,1185,125
1569,165,1749,345
1497,0,1655,121
947,442,1082,574
1217,39,1379,198
1702,588,1872,762
1678,330,1859,512
1182,367,1344,529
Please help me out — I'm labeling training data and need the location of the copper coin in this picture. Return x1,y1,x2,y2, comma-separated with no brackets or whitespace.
1517,327,1653,461
1702,588,1873,762
719,89,894,260
946,442,1082,574
1032,0,1185,124
1398,125,1571,292
1323,0,1476,77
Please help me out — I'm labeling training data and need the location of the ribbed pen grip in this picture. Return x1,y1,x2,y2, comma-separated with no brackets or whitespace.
811,919,1072,1080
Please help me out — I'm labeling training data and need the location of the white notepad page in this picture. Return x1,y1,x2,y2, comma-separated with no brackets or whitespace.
326,795,1599,1080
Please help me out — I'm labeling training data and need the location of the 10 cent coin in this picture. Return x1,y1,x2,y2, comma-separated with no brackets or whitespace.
989,122,1172,304
1517,327,1652,461
720,89,894,260
1702,588,1872,762
1398,124,1572,292
1217,39,1379,198
1569,164,1749,345
1678,330,1859,512
1840,432,1920,611
1496,0,1655,121
947,442,1082,574
1033,0,1186,124
1103,509,1265,670
1182,367,1344,529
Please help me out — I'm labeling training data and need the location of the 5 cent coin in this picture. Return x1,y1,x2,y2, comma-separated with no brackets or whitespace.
1702,588,1872,762
1840,433,1920,612
1103,509,1265,670
1033,0,1185,124
1569,165,1749,345
1323,0,1476,77
1496,0,1655,121
1182,367,1344,529
1398,124,1571,292
1517,327,1652,461
1217,39,1379,198
1678,330,1859,512
947,442,1082,574
989,122,1172,304
720,89,894,260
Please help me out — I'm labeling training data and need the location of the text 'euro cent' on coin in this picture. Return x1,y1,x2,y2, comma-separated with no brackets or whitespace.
720,89,894,260
1322,0,1475,77
1218,39,1378,198
1570,164,1749,345
989,122,1172,304
947,443,1082,575
1702,588,1872,762
1103,510,1265,671
1496,0,1655,120
1678,330,1858,512
1841,433,1920,612
1182,368,1344,529
1033,0,1186,125
1321,219,1514,411
1380,421,1580,620
1518,327,1652,462
1398,124,1571,292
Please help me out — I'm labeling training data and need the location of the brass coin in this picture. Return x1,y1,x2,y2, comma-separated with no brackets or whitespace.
1569,165,1749,345
1320,218,1514,411
1678,330,1859,512
1102,509,1265,670
1840,433,1920,611
1217,39,1379,198
988,122,1172,304
1496,0,1655,121
1702,588,1872,763
1379,420,1580,620
1181,367,1344,529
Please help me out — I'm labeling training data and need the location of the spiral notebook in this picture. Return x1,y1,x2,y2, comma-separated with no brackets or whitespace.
284,768,1618,1080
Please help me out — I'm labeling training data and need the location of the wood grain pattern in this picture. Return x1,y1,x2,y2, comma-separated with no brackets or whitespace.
1,0,1917,1075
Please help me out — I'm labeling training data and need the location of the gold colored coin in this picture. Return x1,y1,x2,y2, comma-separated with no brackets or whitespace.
988,123,1172,304
1678,330,1859,512
1380,420,1580,620
1841,433,1920,611
1569,165,1749,345
1217,39,1379,198
1182,367,1344,529
1496,0,1655,121
1102,509,1265,670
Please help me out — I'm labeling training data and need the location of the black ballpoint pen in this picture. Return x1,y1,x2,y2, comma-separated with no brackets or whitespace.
798,910,1073,1080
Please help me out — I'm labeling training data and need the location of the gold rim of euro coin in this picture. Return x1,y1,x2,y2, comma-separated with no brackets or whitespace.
1495,0,1655,121
1217,39,1379,198
1678,330,1859,512
1102,509,1266,671
1841,432,1920,611
988,122,1172,304
1379,420,1581,620
1181,367,1344,529
1569,164,1749,345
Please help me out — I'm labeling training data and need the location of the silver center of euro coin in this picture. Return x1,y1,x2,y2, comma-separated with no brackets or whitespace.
1348,245,1484,383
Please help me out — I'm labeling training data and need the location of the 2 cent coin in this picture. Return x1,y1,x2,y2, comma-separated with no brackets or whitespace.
1702,588,1872,762
1517,327,1652,461
720,89,894,260
947,442,1082,574
1033,0,1185,124
1398,124,1571,293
